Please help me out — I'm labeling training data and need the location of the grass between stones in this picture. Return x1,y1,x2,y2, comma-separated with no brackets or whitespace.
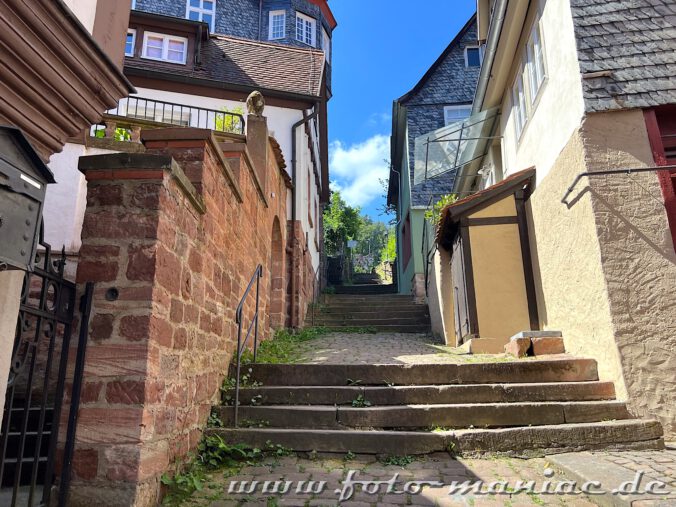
240,326,379,364
160,433,294,506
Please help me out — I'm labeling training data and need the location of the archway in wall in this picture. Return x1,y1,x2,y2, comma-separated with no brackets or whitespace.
270,217,285,329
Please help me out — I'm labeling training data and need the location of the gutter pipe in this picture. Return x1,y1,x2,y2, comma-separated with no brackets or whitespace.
472,0,508,115
290,107,320,327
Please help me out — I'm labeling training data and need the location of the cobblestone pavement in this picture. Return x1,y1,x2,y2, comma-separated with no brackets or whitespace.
183,452,598,506
549,447,676,507
293,333,540,365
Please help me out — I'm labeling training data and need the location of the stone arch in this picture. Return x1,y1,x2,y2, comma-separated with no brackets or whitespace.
269,216,285,329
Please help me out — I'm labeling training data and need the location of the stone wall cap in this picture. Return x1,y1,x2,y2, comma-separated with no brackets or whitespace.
78,152,173,172
511,331,563,340
141,127,213,142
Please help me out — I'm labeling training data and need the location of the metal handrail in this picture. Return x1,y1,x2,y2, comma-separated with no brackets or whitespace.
106,96,245,135
233,264,263,427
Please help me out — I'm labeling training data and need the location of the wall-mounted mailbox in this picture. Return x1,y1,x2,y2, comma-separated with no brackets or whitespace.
0,126,55,272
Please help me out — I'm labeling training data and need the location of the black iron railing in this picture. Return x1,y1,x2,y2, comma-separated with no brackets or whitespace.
233,265,263,427
105,96,245,135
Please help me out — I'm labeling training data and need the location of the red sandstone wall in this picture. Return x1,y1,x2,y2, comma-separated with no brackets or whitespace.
68,124,290,506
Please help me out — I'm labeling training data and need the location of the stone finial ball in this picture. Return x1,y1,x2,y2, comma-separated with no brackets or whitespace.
246,91,265,116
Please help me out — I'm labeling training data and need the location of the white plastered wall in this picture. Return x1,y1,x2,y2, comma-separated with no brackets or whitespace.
499,0,585,183
44,144,116,252
62,0,99,33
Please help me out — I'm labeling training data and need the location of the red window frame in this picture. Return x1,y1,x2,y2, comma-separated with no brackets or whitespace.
644,106,676,252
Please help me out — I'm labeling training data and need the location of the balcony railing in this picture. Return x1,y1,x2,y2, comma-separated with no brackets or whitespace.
94,96,245,140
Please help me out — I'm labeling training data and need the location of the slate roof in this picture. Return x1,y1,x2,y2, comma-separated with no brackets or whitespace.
570,0,676,112
126,35,325,99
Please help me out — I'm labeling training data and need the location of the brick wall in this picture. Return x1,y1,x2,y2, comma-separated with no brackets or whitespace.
405,19,480,207
68,119,292,506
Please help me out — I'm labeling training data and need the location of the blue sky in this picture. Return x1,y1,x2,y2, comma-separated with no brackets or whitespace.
327,0,476,220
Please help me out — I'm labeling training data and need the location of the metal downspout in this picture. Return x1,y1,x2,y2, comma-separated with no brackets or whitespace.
290,107,320,327
472,0,508,115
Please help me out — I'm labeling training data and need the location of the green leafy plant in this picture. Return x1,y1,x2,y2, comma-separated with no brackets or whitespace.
161,435,265,505
380,455,415,467
351,394,372,408
239,327,329,364
207,410,224,428
424,194,457,227
344,451,356,462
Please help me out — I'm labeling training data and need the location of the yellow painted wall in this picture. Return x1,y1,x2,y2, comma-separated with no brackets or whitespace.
469,218,531,342
582,110,676,436
527,128,626,395
471,197,517,218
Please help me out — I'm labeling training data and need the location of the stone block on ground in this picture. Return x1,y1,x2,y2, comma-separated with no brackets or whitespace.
531,337,566,356
505,337,531,358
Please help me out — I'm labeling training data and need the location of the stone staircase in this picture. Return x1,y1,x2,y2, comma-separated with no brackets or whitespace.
212,359,664,456
306,293,431,332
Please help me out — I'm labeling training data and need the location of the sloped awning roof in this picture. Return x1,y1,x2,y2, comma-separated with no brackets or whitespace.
414,106,500,185
436,167,535,249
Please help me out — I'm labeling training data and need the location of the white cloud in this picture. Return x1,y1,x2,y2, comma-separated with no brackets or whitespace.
366,112,392,127
329,135,390,208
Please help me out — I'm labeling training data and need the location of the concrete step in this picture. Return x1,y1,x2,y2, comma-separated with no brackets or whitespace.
313,308,429,316
307,317,431,327
226,381,617,406
324,295,415,302
332,286,398,295
239,359,599,386
215,401,632,429
207,419,664,456
314,325,431,333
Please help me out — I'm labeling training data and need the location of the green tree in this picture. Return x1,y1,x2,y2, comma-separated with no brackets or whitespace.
382,229,396,263
215,105,245,133
323,191,362,256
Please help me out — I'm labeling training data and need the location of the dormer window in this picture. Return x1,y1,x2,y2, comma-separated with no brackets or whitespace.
269,10,286,40
465,46,482,67
142,32,188,64
186,0,215,32
295,12,316,47
125,29,136,57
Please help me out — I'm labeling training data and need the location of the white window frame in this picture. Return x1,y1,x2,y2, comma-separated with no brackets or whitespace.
125,29,136,57
511,68,528,139
295,11,316,47
131,0,136,9
268,10,286,40
322,27,331,62
443,105,472,126
464,46,482,68
186,0,215,32
526,21,546,104
141,32,188,65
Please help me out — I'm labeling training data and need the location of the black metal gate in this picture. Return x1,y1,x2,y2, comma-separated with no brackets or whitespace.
0,225,93,507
